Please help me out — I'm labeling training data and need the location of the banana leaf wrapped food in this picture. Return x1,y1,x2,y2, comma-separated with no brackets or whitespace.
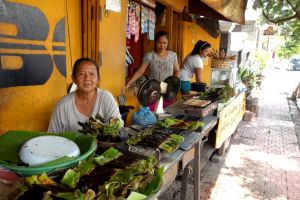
127,128,185,154
198,85,235,103
12,147,163,200
78,114,126,142
158,117,204,131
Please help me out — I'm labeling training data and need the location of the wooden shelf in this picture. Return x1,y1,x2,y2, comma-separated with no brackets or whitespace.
200,142,215,170
129,0,155,10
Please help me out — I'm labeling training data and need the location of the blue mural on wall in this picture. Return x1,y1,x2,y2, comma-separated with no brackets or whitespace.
0,0,66,88
52,18,67,77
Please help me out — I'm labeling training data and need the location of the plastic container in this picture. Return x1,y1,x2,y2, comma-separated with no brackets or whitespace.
0,131,97,176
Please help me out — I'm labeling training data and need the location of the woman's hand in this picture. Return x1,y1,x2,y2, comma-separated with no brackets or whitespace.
125,83,130,90
125,63,148,89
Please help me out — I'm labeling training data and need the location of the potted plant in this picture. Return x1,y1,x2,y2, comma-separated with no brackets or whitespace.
238,68,261,115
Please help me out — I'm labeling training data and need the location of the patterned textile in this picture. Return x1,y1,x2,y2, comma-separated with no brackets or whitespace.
143,51,178,81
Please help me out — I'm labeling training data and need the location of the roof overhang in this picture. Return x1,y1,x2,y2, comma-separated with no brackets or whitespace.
188,0,248,24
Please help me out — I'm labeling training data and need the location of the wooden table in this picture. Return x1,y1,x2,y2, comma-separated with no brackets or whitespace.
149,115,218,200
0,101,218,200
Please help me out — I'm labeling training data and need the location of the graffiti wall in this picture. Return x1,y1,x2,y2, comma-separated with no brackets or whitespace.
0,0,81,133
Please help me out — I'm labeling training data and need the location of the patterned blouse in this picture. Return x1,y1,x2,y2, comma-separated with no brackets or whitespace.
143,51,178,81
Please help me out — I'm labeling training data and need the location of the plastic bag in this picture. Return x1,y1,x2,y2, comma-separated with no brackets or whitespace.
132,107,157,126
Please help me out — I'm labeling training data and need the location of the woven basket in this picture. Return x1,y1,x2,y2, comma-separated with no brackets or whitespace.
211,59,231,69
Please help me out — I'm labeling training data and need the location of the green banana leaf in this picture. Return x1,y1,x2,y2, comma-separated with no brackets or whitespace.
61,168,82,189
61,161,96,188
56,189,95,200
0,130,97,176
141,166,164,196
93,147,123,166
127,192,147,200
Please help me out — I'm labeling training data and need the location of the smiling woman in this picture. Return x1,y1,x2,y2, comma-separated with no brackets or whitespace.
48,58,123,133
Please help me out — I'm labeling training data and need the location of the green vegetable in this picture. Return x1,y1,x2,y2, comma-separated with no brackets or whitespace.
61,168,82,189
187,121,204,130
96,156,161,199
78,115,123,139
127,129,153,146
127,192,147,200
157,117,185,128
61,160,96,188
198,85,235,103
141,166,164,196
158,118,204,131
93,147,123,166
56,189,95,200
78,161,97,175
61,147,122,189
102,118,123,137
159,134,184,153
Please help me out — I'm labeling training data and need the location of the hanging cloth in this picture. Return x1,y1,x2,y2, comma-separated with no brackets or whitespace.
130,3,136,35
126,0,131,39
148,10,155,40
132,2,140,42
141,6,149,34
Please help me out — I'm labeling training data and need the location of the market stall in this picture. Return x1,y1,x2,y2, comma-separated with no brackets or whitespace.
0,74,220,200
128,115,218,200
0,115,218,200
0,0,249,199
0,68,245,200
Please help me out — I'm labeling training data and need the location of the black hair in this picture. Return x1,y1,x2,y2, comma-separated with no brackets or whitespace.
72,58,99,77
191,40,211,55
154,31,168,44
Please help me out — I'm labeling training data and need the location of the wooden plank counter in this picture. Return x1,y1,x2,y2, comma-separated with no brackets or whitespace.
149,116,218,200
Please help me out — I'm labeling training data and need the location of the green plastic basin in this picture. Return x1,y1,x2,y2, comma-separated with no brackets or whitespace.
0,131,97,176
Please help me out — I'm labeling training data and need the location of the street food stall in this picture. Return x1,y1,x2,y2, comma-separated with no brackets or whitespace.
0,74,245,200
0,0,247,199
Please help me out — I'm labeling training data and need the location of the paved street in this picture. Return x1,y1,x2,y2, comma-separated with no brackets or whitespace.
159,69,300,200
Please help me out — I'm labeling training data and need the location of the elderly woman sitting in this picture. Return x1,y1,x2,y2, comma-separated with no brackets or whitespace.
48,58,122,133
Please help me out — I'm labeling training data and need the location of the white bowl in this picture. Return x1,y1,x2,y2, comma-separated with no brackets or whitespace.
19,136,80,166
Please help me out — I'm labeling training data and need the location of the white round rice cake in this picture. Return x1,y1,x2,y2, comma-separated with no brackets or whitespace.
19,136,80,166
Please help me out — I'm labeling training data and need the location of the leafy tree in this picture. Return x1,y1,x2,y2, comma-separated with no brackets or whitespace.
278,35,300,58
253,0,300,24
253,0,300,57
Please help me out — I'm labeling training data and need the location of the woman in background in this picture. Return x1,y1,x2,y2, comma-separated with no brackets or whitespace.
125,31,180,110
180,40,211,94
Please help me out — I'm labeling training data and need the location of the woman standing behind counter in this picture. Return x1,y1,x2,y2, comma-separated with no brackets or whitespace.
48,58,122,133
125,31,180,109
180,40,211,94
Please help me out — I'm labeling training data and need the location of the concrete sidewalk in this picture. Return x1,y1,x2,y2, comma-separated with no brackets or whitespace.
198,94,300,200
159,71,300,200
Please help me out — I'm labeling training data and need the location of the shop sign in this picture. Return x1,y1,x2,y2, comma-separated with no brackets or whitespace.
215,93,246,148
106,0,121,12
